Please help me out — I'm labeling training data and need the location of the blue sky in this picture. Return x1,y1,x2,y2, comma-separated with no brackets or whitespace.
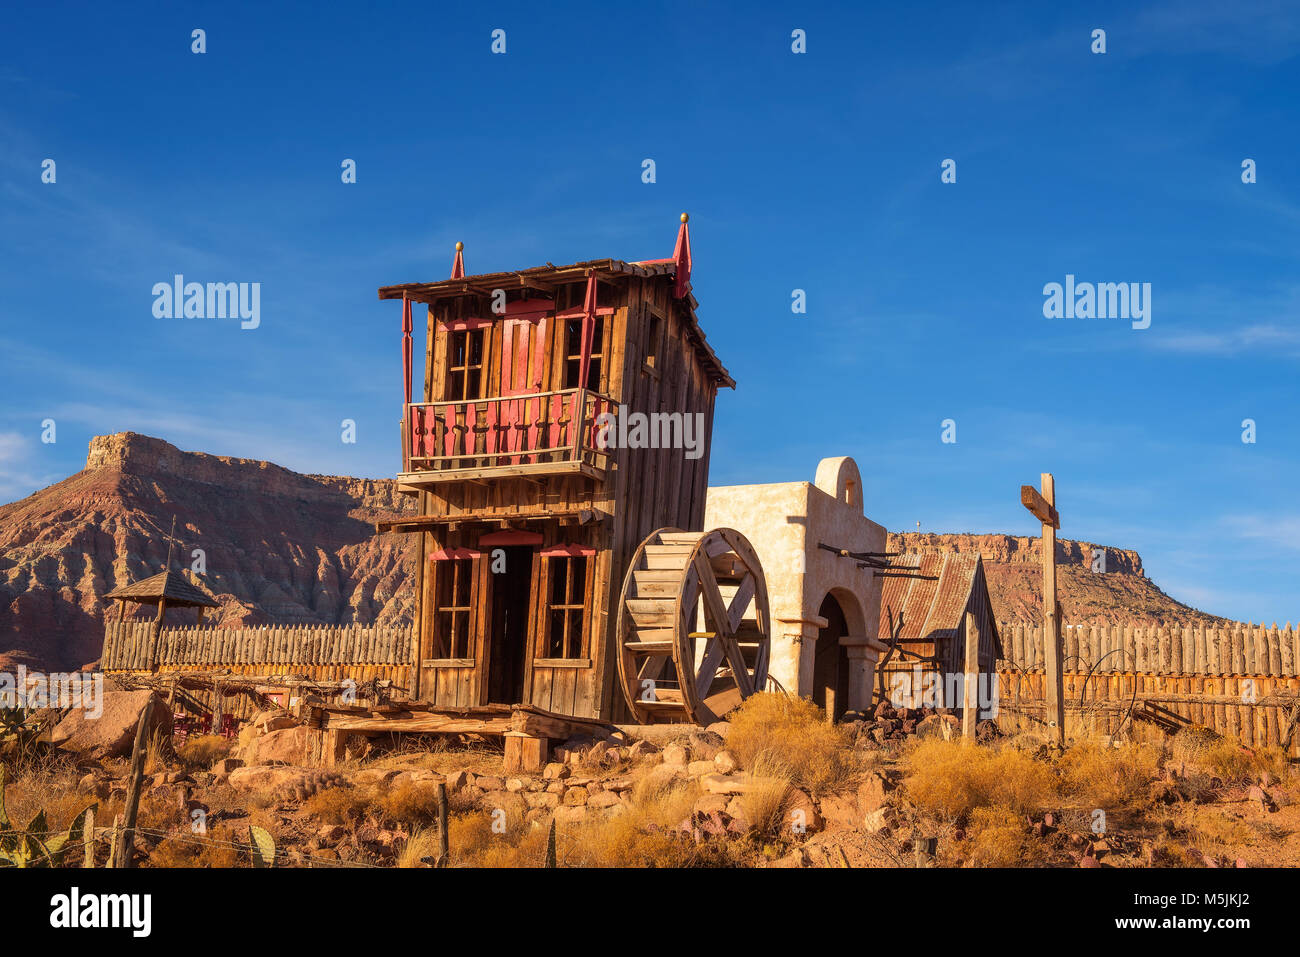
1,1,1298,622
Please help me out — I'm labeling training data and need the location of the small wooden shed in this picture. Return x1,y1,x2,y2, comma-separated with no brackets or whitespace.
876,552,1002,708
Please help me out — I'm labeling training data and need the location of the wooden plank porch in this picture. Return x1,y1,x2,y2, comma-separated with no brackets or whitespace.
303,700,618,772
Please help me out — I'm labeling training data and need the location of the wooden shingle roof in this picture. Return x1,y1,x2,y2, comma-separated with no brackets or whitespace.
104,570,218,608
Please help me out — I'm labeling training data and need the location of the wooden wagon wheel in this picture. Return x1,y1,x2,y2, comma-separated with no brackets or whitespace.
616,527,770,725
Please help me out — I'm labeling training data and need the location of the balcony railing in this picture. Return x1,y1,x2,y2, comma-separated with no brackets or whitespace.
400,388,614,484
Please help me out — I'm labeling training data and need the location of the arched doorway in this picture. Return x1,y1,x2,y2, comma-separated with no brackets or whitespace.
812,594,851,720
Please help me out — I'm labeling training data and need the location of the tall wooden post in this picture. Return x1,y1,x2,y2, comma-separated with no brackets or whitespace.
116,697,155,868
963,611,980,740
1021,474,1064,747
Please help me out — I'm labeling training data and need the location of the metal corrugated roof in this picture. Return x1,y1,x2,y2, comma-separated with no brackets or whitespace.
879,552,1000,649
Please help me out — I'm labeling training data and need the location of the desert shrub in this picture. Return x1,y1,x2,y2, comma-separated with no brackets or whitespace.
953,806,1048,867
146,825,243,868
375,782,442,827
177,734,232,769
474,821,551,868
902,738,1059,821
137,790,186,832
1058,739,1160,810
725,692,853,795
303,785,373,825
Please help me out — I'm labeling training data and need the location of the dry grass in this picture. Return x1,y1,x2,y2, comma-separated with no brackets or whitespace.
560,781,730,867
302,785,373,825
902,738,1059,821
177,734,232,770
445,774,743,867
365,736,502,775
396,826,441,868
725,692,855,795
143,726,172,776
738,752,793,837
1,759,94,830
1058,739,1161,810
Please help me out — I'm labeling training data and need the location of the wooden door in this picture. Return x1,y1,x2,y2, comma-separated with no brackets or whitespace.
499,303,550,462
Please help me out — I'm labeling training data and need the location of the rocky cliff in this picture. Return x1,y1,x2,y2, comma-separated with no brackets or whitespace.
887,532,1222,625
0,433,1220,673
0,433,416,671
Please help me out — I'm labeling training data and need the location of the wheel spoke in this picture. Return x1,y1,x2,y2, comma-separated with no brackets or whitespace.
726,573,755,635
694,634,725,699
692,552,733,638
721,636,755,697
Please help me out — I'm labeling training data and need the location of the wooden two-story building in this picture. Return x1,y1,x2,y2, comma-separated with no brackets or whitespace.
377,217,735,722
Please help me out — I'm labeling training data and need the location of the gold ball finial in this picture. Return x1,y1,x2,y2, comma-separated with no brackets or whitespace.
455,241,464,251
680,213,689,223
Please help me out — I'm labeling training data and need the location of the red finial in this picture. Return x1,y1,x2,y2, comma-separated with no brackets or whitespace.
672,214,691,299
451,241,465,279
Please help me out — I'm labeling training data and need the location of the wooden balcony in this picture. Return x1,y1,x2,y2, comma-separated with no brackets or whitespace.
399,388,614,488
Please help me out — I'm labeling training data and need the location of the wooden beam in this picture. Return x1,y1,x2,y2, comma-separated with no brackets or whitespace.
1020,485,1060,528
377,508,608,535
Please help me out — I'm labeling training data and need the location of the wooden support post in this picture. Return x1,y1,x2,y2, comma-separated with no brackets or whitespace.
150,597,167,672
503,731,547,773
212,680,223,738
436,781,449,867
1022,473,1064,747
82,806,96,869
321,728,347,768
115,697,155,868
106,814,122,869
963,611,980,740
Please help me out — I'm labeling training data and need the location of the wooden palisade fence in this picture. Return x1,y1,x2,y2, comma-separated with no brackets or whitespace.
103,620,413,676
994,621,1300,754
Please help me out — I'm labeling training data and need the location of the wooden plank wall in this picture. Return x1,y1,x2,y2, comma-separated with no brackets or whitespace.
993,621,1300,754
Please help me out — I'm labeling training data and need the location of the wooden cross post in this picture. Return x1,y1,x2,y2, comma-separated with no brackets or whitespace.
963,611,980,740
1021,474,1064,748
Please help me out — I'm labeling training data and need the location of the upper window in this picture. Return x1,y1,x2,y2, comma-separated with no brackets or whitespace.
644,311,663,370
446,329,485,401
562,317,605,392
